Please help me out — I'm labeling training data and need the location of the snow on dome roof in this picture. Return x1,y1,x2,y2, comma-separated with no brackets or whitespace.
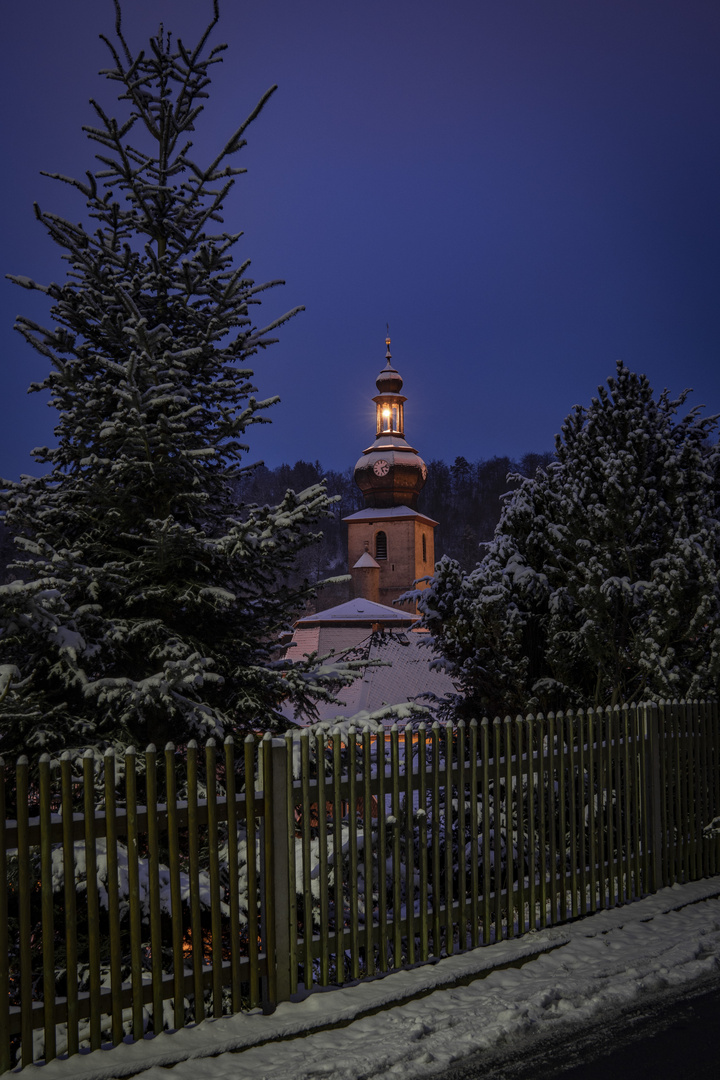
375,336,404,394
376,360,403,395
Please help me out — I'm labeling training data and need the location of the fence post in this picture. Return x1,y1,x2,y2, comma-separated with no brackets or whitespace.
260,736,293,1008
646,702,663,893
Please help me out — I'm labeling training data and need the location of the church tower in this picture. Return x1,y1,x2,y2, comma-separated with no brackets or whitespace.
344,338,437,610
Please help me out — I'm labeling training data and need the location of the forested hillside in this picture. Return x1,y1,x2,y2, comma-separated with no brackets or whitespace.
1,452,553,591
235,451,554,585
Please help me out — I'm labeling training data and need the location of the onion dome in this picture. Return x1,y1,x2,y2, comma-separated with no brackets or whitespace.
353,337,428,510
375,341,404,395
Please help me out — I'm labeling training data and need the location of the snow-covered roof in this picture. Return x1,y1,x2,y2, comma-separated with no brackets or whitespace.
343,505,438,526
295,597,417,626
285,625,372,661
353,551,381,569
284,628,456,727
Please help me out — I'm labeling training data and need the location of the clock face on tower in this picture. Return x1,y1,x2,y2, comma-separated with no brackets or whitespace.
373,458,390,477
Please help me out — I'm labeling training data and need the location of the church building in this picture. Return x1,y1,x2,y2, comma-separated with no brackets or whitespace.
346,337,438,611
283,337,455,726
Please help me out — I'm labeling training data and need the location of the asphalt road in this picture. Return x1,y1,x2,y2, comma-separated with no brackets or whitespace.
435,972,720,1080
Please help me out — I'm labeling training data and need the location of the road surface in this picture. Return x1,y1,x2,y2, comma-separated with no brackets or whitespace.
436,972,720,1079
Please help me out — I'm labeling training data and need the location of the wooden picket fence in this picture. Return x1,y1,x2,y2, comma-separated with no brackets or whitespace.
0,736,281,1071
1,700,719,1071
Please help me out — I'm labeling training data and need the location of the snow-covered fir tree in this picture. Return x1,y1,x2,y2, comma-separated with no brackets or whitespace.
0,1,350,756
418,363,720,717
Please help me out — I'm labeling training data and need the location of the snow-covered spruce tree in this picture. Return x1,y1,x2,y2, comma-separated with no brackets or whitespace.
418,363,720,718
0,1,346,757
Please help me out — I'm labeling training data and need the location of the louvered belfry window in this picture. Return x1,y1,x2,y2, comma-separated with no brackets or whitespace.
375,531,388,560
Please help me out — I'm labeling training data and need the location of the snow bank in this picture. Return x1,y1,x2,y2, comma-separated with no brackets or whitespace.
30,877,720,1080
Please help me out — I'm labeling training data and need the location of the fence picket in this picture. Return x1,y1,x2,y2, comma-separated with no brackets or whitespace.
566,713,578,919
0,760,8,1075
390,725,402,967
431,722,442,955
38,755,56,1063
617,708,626,902
319,730,331,985
492,718,503,941
60,753,79,1056
361,730,373,978
620,705,632,901
629,707,642,899
418,723,430,961
261,735,277,1006
125,747,144,1040
244,736,260,1008
186,742,204,1023
481,718,492,944
404,724,416,966
699,702,710,878
504,718,515,938
145,745,164,1032
348,729,360,979
206,740,222,1018
283,732,298,997
536,714,548,929
469,720,479,948
588,708,601,910
515,718,525,934
16,757,33,1067
457,721,467,950
547,713,558,924
712,701,720,876
692,701,702,880
332,730,345,981
103,748,123,1046
576,711,588,917
164,742,185,1030
525,717,537,930
444,722,455,954
377,730,389,973
299,730,313,989
556,713,568,923
82,751,102,1051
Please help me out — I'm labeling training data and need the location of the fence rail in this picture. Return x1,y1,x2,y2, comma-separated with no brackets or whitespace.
1,700,718,1071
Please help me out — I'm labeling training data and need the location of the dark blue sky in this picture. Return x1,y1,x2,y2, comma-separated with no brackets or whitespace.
2,0,720,482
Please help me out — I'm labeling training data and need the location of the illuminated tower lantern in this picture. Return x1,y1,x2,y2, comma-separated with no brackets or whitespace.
345,337,437,610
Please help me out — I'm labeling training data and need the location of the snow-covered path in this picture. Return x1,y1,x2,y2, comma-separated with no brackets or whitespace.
36,877,720,1080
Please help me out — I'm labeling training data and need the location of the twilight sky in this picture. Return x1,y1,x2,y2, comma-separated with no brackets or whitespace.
2,0,720,482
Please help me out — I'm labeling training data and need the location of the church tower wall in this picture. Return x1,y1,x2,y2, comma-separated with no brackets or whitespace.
345,338,437,609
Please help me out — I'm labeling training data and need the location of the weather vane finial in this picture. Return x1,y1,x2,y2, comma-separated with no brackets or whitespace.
385,322,391,360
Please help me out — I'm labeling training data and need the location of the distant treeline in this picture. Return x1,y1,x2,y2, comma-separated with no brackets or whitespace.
0,452,553,586
235,451,554,583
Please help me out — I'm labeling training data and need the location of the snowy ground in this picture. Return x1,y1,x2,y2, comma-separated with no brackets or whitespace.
33,877,720,1080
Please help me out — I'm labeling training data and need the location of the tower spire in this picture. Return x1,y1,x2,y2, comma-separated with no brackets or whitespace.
345,336,436,609
352,338,428,509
